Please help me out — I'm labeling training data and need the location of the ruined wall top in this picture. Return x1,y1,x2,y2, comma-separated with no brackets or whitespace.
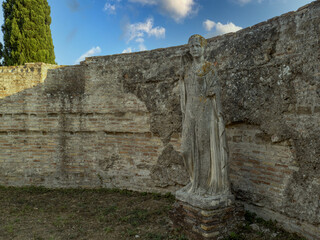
0,63,61,99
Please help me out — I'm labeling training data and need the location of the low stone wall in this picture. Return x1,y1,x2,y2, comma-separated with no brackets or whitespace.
0,63,60,99
0,1,319,239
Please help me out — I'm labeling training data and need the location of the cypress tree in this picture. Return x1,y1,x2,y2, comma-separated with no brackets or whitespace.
2,0,56,66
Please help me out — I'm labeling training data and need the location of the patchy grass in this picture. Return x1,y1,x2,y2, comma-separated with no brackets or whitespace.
223,211,306,240
0,186,184,240
0,186,306,240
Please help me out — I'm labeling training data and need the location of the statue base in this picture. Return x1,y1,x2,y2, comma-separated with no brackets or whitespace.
175,186,235,209
170,199,244,240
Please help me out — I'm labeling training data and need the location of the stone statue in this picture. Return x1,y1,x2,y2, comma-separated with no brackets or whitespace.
176,35,234,209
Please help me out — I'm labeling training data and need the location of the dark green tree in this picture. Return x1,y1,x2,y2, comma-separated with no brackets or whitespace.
2,0,56,66
0,43,3,65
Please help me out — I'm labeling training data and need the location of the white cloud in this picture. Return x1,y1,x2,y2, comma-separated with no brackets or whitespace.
122,47,133,53
124,18,165,43
121,37,147,54
121,18,163,54
203,19,215,31
159,0,196,22
129,0,197,22
122,44,146,53
138,43,147,51
214,22,242,35
103,0,122,14
135,38,147,51
135,38,145,43
104,3,116,14
75,46,101,64
203,20,242,37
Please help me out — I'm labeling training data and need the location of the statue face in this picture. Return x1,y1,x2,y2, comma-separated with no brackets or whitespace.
189,38,204,58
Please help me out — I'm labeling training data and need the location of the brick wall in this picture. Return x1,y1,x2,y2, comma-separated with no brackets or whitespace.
227,124,297,208
0,62,187,191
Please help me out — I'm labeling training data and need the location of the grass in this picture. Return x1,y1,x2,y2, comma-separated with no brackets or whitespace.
0,186,307,240
223,211,306,240
0,186,182,240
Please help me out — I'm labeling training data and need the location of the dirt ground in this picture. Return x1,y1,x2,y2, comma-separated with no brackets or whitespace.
0,186,306,240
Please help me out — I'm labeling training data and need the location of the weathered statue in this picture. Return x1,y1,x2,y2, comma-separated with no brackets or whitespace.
176,35,234,208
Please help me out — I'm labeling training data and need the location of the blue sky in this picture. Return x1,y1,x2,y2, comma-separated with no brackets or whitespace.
0,0,315,65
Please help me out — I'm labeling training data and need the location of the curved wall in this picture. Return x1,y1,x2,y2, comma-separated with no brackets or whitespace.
0,1,319,239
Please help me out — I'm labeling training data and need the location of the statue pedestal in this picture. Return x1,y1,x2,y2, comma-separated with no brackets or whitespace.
170,194,243,240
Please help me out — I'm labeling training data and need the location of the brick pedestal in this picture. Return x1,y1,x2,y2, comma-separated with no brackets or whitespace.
170,200,244,240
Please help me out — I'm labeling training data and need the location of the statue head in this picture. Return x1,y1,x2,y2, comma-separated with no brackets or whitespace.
188,34,207,59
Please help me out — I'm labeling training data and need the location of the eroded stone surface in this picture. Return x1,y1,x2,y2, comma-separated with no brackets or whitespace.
151,144,188,188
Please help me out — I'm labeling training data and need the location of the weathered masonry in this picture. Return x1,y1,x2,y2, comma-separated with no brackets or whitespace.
0,1,319,239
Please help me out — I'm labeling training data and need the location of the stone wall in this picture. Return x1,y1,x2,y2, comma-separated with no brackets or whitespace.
0,1,319,239
0,61,188,192
0,63,61,99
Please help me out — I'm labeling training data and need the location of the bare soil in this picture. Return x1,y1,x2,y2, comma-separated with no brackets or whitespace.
0,186,306,240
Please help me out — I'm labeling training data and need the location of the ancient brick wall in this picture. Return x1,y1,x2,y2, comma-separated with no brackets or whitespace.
0,1,319,239
0,62,188,191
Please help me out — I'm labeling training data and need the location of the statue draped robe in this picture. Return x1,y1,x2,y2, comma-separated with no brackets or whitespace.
179,61,231,198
